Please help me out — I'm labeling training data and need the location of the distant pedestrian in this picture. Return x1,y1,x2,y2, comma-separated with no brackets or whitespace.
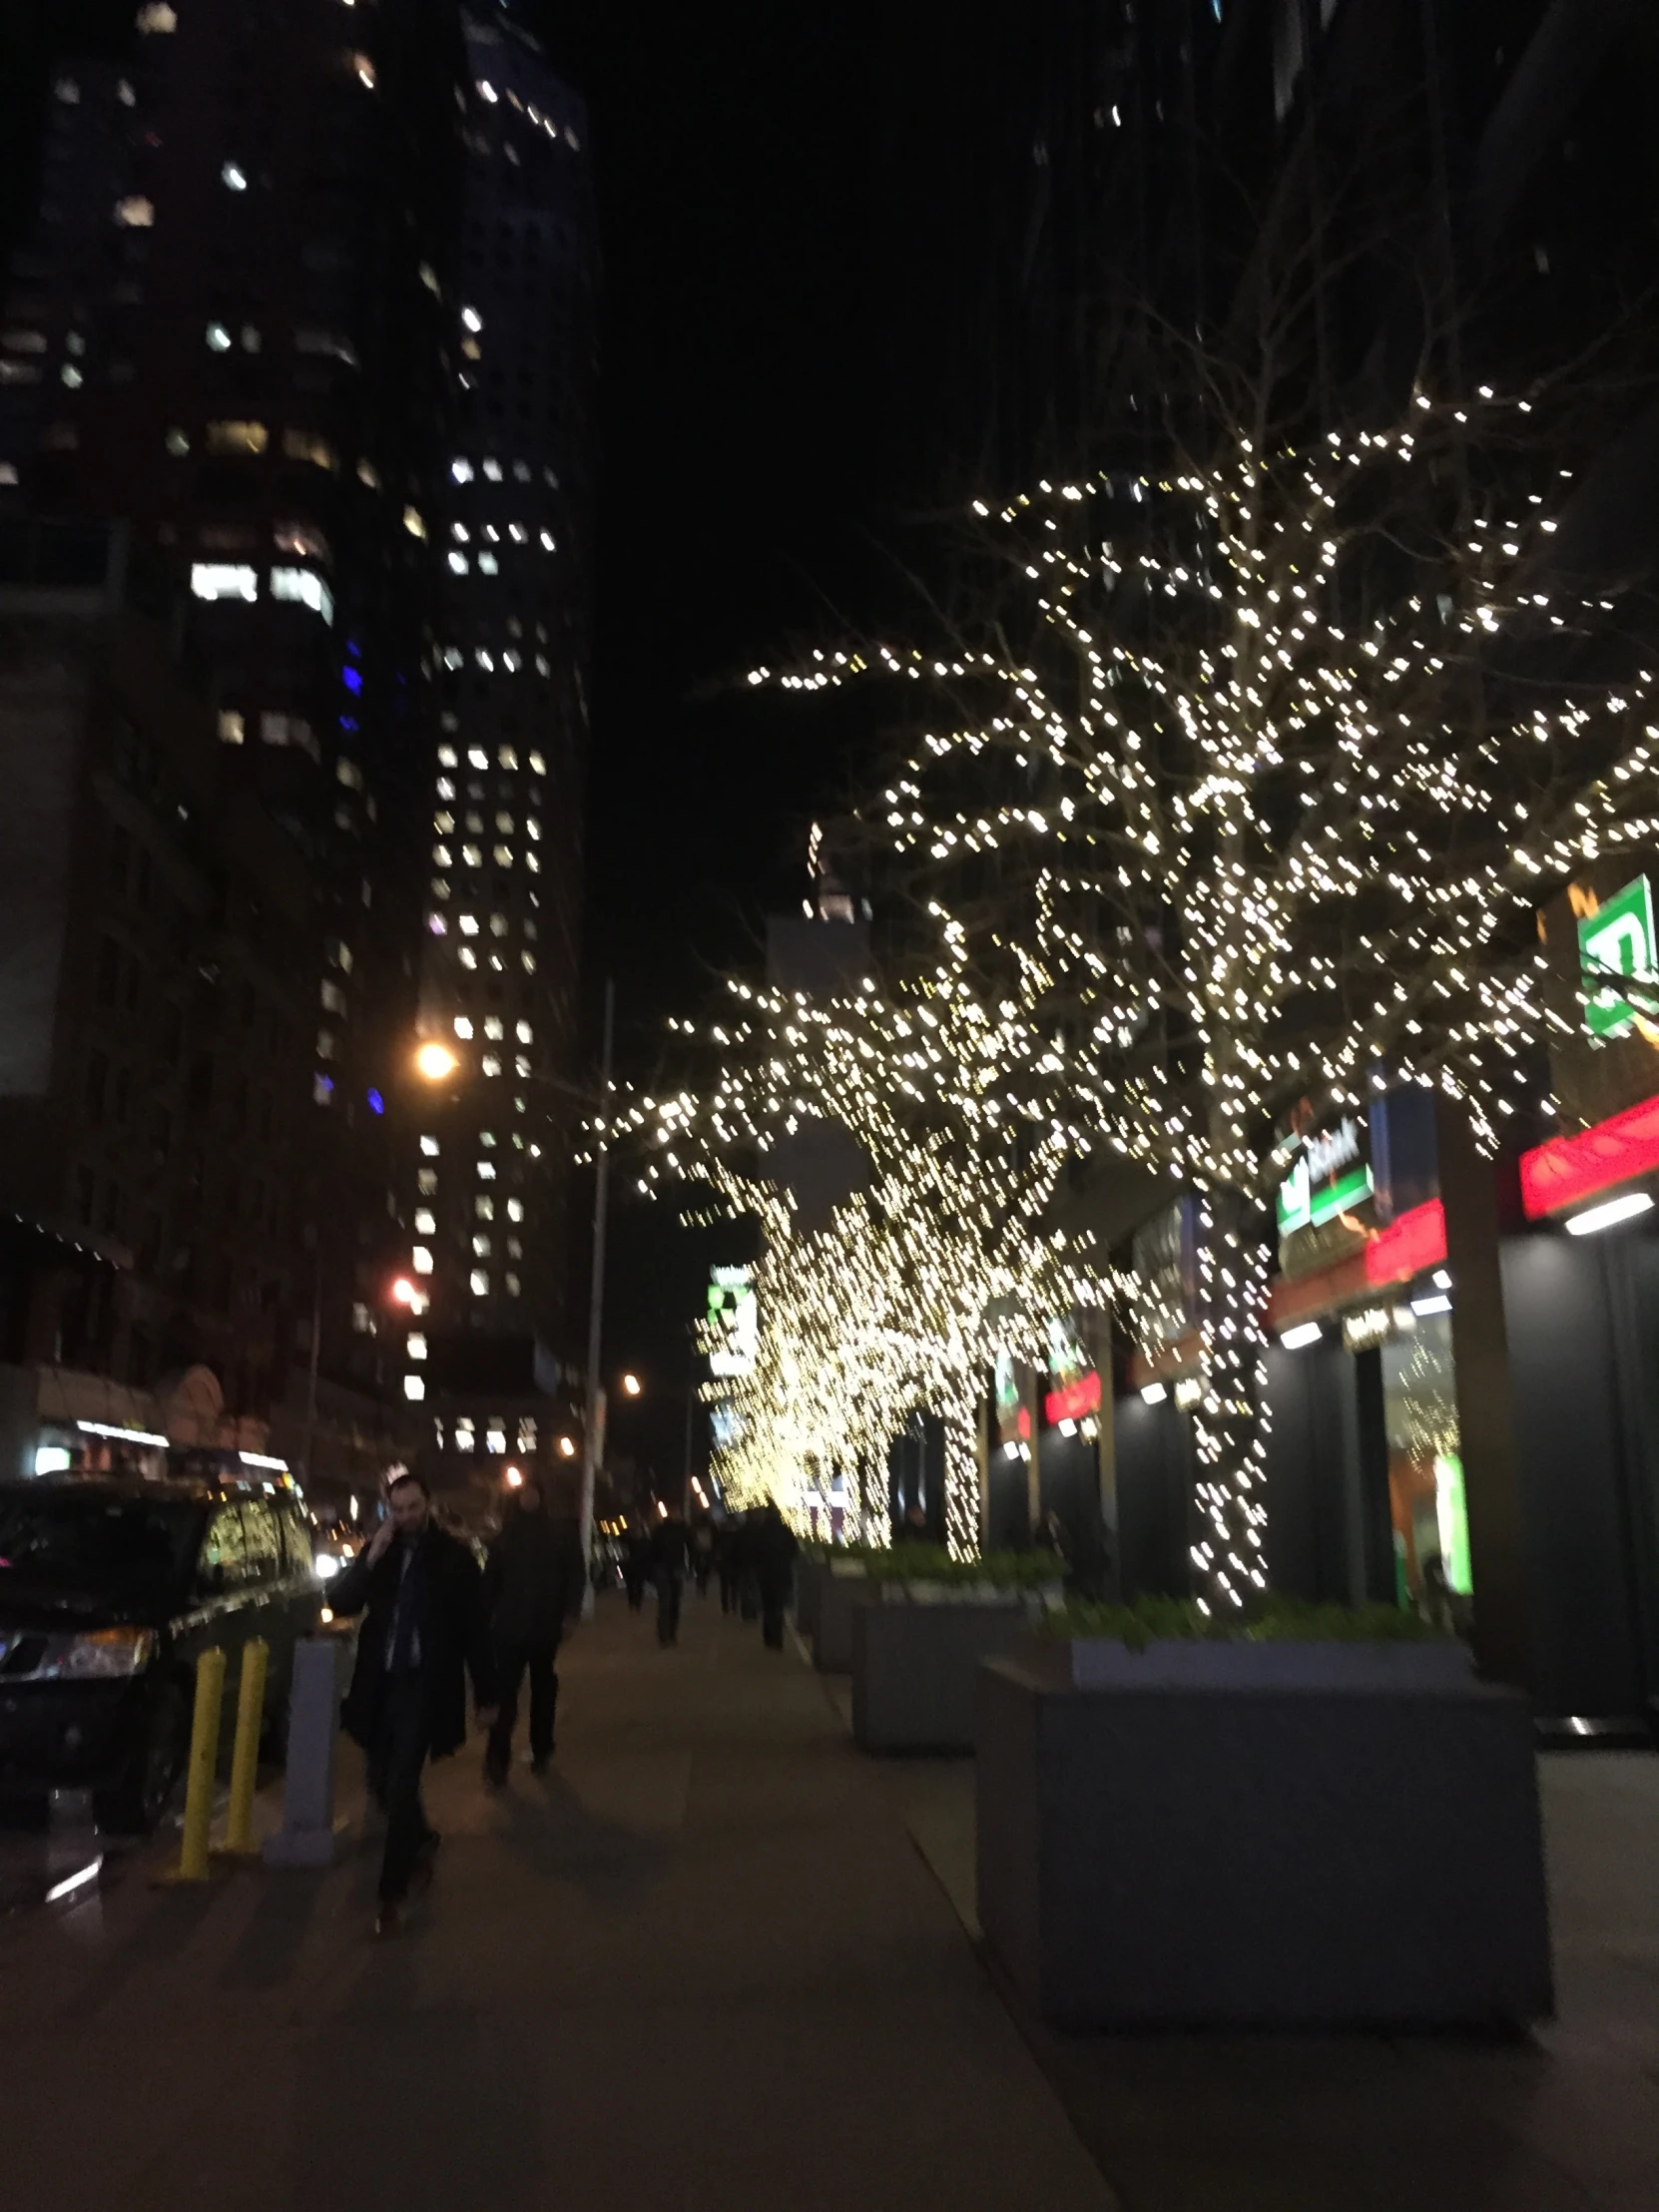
692,1517,715,1597
751,1500,799,1650
482,1475,585,1787
622,1516,651,1611
329,1473,495,1938
716,1519,741,1614
650,1503,690,1645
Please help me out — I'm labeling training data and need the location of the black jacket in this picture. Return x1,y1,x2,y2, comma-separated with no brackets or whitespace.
484,1508,584,1646
331,1524,494,1757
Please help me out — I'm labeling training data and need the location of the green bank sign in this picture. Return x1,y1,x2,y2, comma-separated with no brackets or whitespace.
1276,1115,1374,1239
1579,874,1659,1040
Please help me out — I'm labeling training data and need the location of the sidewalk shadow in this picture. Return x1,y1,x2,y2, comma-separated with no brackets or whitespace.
494,1771,674,1911
215,1866,327,1991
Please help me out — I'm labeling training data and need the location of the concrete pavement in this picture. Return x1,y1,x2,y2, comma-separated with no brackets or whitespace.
2,1591,1116,2212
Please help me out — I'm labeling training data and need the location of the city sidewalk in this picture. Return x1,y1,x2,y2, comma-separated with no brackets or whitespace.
2,1594,1114,2212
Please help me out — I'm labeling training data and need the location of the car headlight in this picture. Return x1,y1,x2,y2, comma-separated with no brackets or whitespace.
314,1553,340,1580
40,1629,157,1680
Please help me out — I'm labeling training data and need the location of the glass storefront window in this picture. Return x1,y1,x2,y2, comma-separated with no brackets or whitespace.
1381,1311,1472,1634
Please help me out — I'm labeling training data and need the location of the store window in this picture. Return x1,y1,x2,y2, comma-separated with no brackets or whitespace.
1382,1311,1471,1633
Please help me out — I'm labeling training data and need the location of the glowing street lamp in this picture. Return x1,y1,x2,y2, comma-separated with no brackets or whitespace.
503,1464,523,1489
556,1433,577,1458
390,1277,422,1310
414,1040,459,1082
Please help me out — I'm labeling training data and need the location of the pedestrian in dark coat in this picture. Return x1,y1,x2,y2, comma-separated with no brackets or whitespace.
481,1476,585,1784
751,1501,800,1650
330,1473,495,1936
649,1504,690,1646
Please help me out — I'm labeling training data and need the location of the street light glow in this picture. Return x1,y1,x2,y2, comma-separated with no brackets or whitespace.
557,1434,577,1457
390,1277,420,1308
621,1372,642,1396
504,1464,523,1488
415,1040,459,1081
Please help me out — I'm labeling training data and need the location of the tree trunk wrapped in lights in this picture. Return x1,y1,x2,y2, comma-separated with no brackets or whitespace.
626,967,1112,1554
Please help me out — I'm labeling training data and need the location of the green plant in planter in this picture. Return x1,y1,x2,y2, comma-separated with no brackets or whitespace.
1039,1592,1453,1652
861,1546,1064,1591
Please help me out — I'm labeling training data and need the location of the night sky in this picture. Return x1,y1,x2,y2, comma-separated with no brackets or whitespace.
534,4,1041,1470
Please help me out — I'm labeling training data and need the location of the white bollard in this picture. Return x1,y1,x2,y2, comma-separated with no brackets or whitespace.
262,1636,344,1868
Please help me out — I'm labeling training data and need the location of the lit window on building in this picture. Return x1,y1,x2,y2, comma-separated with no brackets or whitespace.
470,1270,489,1297
115,197,156,227
483,1017,504,1040
475,1196,494,1220
475,649,494,673
414,1209,436,1235
506,1237,522,1259
320,979,345,1015
281,427,336,469
403,1374,425,1401
218,710,245,745
514,1055,531,1078
458,913,479,936
462,843,482,867
206,321,233,351
507,1198,524,1222
517,1418,536,1451
419,1135,440,1157
453,1015,474,1039
315,1028,335,1059
222,162,248,192
528,752,545,775
451,458,474,482
467,747,488,771
455,1419,475,1450
403,506,426,539
508,524,526,545
206,419,269,455
515,1020,532,1042
505,1274,521,1298
438,745,458,768
521,951,536,972
492,844,512,867
477,553,498,576
350,1302,373,1334
413,1246,435,1274
428,911,448,933
136,3,176,30
271,566,333,622
477,1160,496,1181
489,913,508,936
481,1054,501,1078
472,1233,492,1259
485,1424,506,1453
525,851,540,874
482,458,502,481
458,947,477,970
447,551,468,575
191,562,258,603
351,53,376,89
336,757,362,790
417,1169,437,1195
539,529,555,551
312,1072,334,1105
407,1334,428,1362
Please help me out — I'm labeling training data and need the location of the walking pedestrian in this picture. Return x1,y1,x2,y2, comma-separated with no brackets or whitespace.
752,1499,799,1650
715,1518,741,1614
482,1473,585,1787
650,1502,690,1645
692,1516,715,1597
622,1514,651,1611
329,1473,495,1938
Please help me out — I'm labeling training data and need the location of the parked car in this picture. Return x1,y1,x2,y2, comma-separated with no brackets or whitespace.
0,1475,322,1833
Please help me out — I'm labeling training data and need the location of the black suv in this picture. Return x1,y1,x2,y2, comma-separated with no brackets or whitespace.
0,1476,322,1832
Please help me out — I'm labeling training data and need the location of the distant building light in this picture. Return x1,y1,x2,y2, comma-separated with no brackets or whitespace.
461,306,482,333
206,321,232,350
271,565,334,623
366,1087,384,1115
190,561,258,603
403,1374,425,1401
222,162,248,191
114,196,156,228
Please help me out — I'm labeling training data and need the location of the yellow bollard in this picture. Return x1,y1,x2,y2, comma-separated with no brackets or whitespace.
220,1638,268,1859
168,1646,226,1883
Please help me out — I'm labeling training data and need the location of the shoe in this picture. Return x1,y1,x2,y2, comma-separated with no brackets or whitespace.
374,1902,403,1938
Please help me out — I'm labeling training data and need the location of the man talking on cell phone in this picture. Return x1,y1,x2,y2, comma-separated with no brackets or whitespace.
328,1473,496,1937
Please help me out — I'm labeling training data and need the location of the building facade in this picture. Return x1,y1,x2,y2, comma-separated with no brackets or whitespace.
404,10,596,1471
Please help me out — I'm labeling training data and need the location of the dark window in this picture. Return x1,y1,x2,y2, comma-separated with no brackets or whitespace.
95,933,120,1003
85,1050,109,1121
135,847,152,909
73,1164,96,1223
99,1180,122,1234
188,1053,214,1114
258,1092,273,1140
113,1064,130,1124
161,1001,183,1064
123,955,143,1013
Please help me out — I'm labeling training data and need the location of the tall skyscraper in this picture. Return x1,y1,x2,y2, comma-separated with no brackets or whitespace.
0,1,596,1496
402,10,595,1447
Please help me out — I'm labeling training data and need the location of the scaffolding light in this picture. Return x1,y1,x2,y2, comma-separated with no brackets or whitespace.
1564,1190,1655,1238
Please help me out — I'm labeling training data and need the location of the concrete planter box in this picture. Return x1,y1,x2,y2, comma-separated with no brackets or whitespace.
851,1591,1030,1753
976,1642,1552,2030
814,1565,877,1672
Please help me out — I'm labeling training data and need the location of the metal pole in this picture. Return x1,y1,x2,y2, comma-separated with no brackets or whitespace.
300,1243,321,1491
579,980,614,1612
